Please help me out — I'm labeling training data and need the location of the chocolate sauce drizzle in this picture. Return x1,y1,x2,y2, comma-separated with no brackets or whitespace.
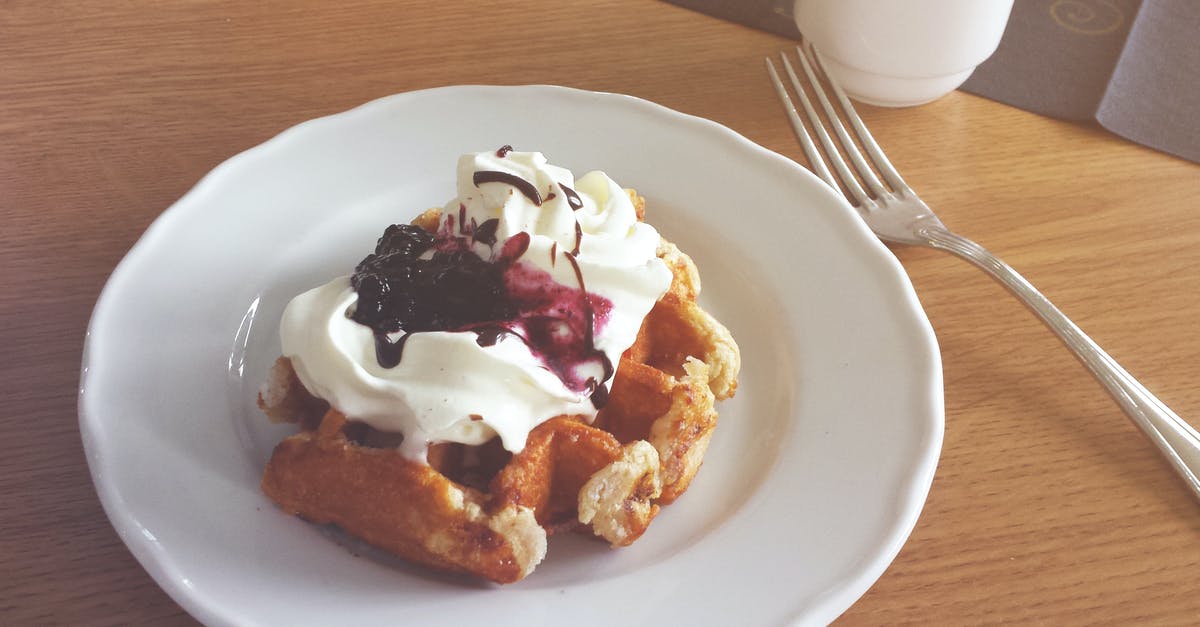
558,183,584,210
373,332,409,369
589,380,609,408
555,183,584,254
560,251,613,407
473,170,542,205
474,326,510,347
473,218,500,246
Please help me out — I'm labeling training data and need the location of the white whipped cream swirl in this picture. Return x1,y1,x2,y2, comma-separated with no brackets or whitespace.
279,150,672,460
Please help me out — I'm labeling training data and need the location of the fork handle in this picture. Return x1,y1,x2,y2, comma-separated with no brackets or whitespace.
919,224,1200,501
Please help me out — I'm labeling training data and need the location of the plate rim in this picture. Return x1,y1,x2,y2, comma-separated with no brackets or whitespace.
79,83,943,626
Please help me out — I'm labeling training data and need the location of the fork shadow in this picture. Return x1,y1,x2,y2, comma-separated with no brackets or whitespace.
934,306,1200,525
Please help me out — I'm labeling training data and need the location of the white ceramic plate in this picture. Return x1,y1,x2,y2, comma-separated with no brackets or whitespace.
80,85,942,626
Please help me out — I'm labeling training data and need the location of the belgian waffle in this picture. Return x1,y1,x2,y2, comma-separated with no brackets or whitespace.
258,192,740,583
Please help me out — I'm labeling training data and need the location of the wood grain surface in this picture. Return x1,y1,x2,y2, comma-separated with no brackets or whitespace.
3,1,1198,624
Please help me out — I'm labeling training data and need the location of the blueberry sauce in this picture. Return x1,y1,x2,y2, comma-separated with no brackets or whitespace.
350,223,514,367
349,218,613,407
497,251,613,402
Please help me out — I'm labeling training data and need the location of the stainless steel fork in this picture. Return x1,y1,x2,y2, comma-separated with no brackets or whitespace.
767,45,1200,502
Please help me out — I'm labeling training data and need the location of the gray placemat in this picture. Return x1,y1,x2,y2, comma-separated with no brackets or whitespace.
959,0,1142,122
1092,0,1200,164
663,0,1200,164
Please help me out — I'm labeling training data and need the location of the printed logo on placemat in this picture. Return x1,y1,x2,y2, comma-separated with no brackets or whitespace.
1050,0,1126,35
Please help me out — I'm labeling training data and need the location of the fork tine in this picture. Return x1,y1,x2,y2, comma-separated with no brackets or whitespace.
777,52,870,206
793,45,889,200
808,46,913,196
765,58,837,191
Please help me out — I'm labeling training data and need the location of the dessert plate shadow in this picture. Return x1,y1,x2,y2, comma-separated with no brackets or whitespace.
80,85,943,626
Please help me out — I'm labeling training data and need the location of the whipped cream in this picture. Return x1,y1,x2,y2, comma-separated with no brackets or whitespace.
280,149,673,460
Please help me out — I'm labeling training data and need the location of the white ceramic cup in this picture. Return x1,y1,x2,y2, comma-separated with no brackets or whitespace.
792,0,1014,107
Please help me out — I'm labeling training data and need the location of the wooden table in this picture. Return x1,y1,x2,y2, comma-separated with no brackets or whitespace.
4,2,1198,624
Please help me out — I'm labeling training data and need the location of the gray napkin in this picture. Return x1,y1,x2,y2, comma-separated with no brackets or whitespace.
663,0,1200,164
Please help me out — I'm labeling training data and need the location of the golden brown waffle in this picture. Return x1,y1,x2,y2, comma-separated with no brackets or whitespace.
258,192,740,583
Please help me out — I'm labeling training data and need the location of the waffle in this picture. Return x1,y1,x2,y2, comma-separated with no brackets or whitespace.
258,192,740,583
